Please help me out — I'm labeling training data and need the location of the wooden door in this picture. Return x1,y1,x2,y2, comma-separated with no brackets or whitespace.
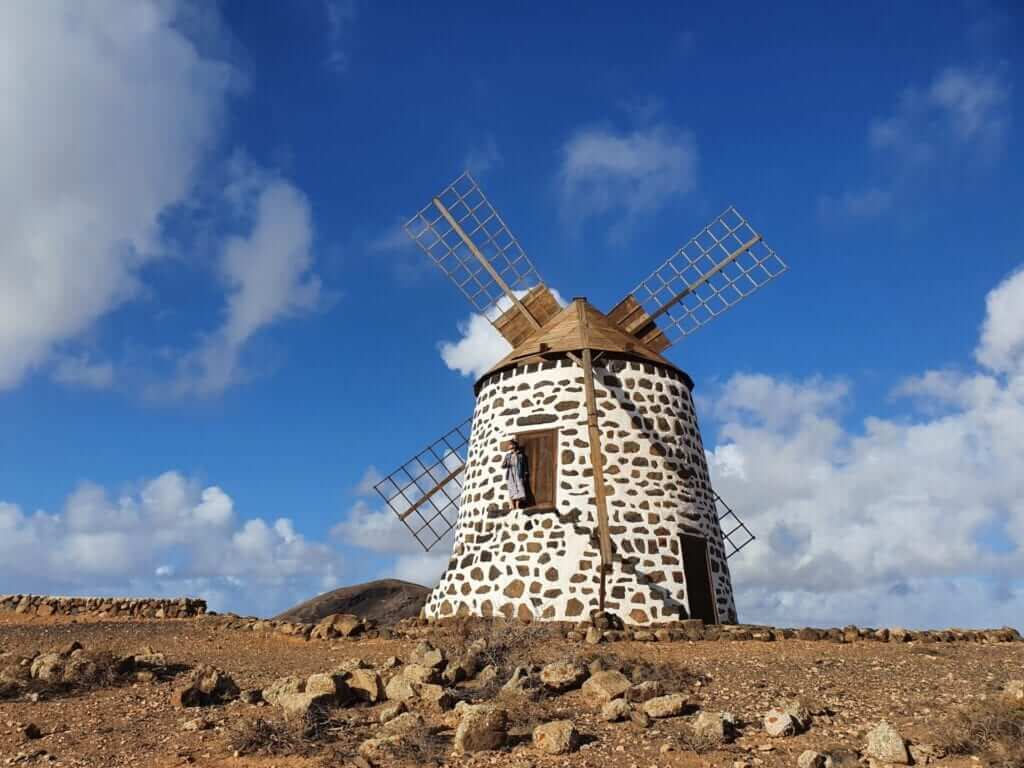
680,534,718,624
515,429,557,509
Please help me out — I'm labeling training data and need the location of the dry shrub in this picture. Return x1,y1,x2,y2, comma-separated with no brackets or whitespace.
585,650,698,692
230,717,308,757
229,708,336,757
0,651,136,700
388,729,451,766
676,724,722,754
942,698,1024,768
474,619,565,673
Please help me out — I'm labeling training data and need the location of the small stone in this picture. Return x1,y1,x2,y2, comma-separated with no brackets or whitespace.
585,626,604,644
358,735,405,765
601,698,632,722
347,669,384,703
630,708,652,729
311,613,365,640
764,708,799,737
181,718,212,733
581,670,632,702
380,711,425,735
410,641,445,669
475,664,498,688
692,710,731,743
262,676,305,707
454,704,508,753
865,721,909,765
625,680,664,703
533,720,580,755
276,691,333,719
305,672,349,701
499,666,539,700
21,724,42,740
172,665,240,708
378,701,407,724
642,693,689,718
29,654,65,683
780,699,812,730
416,683,455,710
797,750,827,768
540,661,588,692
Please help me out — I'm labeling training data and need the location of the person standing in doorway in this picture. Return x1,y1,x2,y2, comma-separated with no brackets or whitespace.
502,438,528,509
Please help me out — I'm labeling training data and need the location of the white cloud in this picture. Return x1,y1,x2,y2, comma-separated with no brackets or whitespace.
439,289,567,379
440,313,512,379
0,471,342,616
354,466,383,496
171,174,321,396
332,499,425,555
976,267,1024,374
51,354,115,390
823,65,1010,219
394,553,450,586
707,269,1024,628
558,123,697,236
0,1,236,390
464,137,502,177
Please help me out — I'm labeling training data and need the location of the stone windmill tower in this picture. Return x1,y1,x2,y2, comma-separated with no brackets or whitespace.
373,172,787,625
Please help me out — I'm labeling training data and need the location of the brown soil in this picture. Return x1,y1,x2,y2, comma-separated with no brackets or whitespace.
0,612,1019,768
273,579,429,626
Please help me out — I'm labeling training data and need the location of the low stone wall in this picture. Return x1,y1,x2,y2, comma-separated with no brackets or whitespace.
207,611,1022,646
0,594,206,619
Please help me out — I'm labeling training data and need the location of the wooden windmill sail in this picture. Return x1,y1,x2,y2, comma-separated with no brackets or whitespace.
374,171,785,618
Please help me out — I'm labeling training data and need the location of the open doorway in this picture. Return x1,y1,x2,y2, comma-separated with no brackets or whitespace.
514,429,557,509
680,533,718,624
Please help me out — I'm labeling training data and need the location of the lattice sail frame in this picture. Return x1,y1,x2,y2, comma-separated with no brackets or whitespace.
627,206,788,346
404,172,544,319
714,491,755,559
373,418,472,552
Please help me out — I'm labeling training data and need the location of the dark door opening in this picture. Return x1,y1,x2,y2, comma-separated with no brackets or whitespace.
515,429,557,509
680,534,718,624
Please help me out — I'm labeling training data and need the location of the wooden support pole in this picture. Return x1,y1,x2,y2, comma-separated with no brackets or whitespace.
576,300,613,611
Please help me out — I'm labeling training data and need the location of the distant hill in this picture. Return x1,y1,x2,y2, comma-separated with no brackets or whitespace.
274,579,429,625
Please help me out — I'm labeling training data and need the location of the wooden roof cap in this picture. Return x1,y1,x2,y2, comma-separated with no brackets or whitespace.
477,297,684,385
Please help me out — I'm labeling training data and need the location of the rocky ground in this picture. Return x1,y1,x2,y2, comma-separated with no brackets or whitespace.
1,612,1021,768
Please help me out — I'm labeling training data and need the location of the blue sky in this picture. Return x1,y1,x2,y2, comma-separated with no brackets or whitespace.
1,1,1021,626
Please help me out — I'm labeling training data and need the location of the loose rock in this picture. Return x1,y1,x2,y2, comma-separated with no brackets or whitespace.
540,660,588,692
797,750,828,768
454,704,508,753
865,721,910,765
642,693,689,718
171,665,239,707
533,720,580,755
602,698,632,722
764,708,799,737
581,670,632,702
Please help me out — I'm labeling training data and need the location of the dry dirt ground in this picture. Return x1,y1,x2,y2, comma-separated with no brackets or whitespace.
1,613,1020,768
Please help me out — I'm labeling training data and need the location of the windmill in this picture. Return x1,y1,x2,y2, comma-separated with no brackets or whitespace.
373,171,786,625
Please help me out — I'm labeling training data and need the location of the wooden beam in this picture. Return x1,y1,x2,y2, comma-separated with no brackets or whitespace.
646,234,762,327
398,464,467,521
432,197,540,331
577,301,613,611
